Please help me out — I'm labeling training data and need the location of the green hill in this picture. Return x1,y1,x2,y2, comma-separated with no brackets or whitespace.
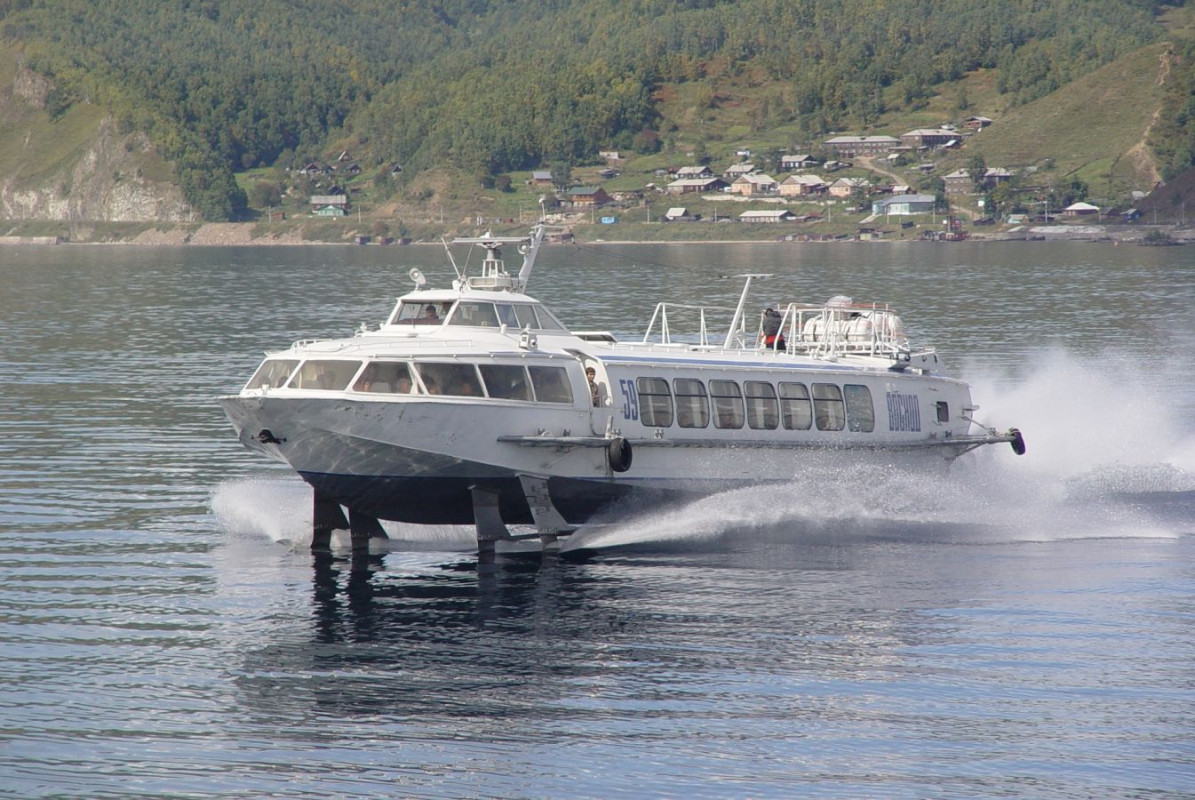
0,0,1190,231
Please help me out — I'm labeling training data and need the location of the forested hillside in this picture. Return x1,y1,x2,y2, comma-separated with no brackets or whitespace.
0,0,1178,220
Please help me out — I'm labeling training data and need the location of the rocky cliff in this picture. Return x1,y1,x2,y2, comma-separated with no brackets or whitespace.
1,56,191,224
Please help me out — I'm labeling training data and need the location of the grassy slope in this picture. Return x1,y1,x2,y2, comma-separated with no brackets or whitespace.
0,42,108,187
948,44,1168,198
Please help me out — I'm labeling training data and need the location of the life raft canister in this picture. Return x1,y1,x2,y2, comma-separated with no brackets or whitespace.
607,436,632,472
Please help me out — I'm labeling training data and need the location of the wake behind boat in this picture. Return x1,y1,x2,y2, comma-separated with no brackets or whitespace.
219,225,1024,554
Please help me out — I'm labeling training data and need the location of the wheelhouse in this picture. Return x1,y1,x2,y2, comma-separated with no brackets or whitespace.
385,297,568,331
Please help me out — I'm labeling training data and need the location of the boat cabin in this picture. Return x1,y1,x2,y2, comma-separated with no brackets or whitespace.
384,296,569,331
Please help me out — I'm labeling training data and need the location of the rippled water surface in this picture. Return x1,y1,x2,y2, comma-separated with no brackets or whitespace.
2,241,1194,798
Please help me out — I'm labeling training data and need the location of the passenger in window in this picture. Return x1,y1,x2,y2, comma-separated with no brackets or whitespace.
396,375,413,394
423,305,439,320
761,308,786,351
586,367,601,407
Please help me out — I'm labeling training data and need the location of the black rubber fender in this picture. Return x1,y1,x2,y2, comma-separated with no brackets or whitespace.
607,436,632,472
1010,428,1026,456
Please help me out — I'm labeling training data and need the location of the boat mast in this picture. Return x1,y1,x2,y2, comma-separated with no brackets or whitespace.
723,273,770,348
514,223,546,292
450,224,546,293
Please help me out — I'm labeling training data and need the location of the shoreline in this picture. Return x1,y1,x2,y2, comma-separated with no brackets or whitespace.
0,221,1189,247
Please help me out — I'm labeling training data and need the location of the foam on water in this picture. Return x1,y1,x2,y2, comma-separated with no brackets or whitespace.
569,348,1195,551
209,476,479,551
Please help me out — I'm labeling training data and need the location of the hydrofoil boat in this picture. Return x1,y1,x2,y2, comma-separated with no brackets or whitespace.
219,225,1024,555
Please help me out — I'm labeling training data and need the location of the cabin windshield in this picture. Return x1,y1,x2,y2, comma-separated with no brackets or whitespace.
441,300,568,331
392,301,453,325
246,359,299,390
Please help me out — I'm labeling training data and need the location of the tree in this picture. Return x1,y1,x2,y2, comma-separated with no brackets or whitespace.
248,180,283,209
550,160,573,192
967,153,987,190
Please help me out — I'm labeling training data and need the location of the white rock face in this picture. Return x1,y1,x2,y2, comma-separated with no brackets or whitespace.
1,112,193,223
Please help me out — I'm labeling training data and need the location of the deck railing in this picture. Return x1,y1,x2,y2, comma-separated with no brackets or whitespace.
641,298,913,360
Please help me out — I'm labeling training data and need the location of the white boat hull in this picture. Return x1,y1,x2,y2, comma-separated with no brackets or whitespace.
220,392,987,527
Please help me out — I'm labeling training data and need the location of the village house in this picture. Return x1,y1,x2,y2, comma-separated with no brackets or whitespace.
780,154,818,171
665,177,729,195
731,173,778,196
1063,201,1100,217
531,170,554,187
871,194,937,216
739,209,795,223
664,207,695,222
566,186,612,206
827,177,869,198
724,162,756,179
963,116,993,129
944,167,1014,195
778,174,828,197
675,165,714,179
980,167,1014,189
900,129,959,150
943,169,973,195
823,135,900,157
310,194,349,216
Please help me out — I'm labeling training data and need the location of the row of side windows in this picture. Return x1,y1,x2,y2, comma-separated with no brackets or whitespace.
636,377,875,432
245,358,573,404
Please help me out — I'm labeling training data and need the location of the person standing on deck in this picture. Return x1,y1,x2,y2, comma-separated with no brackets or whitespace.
761,308,786,351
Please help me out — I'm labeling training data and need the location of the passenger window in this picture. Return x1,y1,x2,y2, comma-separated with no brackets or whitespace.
710,380,744,429
448,302,500,327
528,365,574,404
636,377,674,427
673,378,709,428
415,362,483,397
745,381,779,430
812,383,845,431
779,382,812,430
246,359,299,390
353,362,415,394
480,364,532,400
844,384,875,432
936,401,949,423
288,360,363,391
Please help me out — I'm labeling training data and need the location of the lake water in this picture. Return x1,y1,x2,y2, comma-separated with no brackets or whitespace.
2,240,1194,798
